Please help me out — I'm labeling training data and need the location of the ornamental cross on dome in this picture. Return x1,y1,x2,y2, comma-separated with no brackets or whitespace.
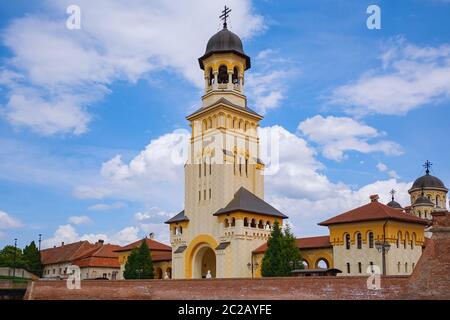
390,189,396,201
423,160,432,174
220,6,232,28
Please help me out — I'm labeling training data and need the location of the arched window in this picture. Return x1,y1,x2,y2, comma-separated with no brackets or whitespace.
356,232,362,249
232,67,239,84
411,233,416,249
179,226,183,235
436,196,440,207
398,262,401,273
224,219,229,228
345,234,351,250
173,227,177,235
358,262,362,274
405,262,408,273
244,218,249,227
346,263,351,274
258,220,264,229
208,68,214,85
231,217,235,227
404,232,409,249
418,211,422,218
218,65,228,84
397,231,402,248
250,219,256,228
412,262,415,270
368,232,374,248
265,221,271,230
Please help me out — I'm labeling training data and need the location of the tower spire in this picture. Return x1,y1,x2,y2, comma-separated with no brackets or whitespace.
219,5,232,29
390,189,396,201
423,160,432,175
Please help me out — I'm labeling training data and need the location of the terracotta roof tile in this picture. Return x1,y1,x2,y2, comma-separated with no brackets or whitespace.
115,238,171,253
253,235,331,254
41,241,97,265
318,198,429,226
151,251,172,262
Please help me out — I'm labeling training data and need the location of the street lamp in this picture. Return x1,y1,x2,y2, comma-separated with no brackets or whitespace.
375,240,391,276
12,238,17,278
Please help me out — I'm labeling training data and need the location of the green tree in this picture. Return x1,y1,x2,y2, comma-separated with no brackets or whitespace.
261,221,301,277
23,241,43,277
123,239,154,279
0,245,25,269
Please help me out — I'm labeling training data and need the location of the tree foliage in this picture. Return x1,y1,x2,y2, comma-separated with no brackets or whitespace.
261,221,301,277
123,239,154,279
23,241,43,277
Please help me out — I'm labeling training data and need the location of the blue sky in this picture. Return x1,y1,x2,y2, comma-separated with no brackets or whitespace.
1,0,449,249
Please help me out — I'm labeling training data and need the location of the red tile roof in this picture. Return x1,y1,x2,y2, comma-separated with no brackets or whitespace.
72,244,122,268
152,251,172,262
41,241,122,269
253,235,331,254
41,241,97,265
115,238,171,253
318,197,429,226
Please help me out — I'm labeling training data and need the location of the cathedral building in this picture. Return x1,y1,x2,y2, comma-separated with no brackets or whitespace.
116,13,448,280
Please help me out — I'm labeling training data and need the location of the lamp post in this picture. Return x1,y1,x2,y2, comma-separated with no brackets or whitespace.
38,234,42,252
12,238,17,278
375,238,391,276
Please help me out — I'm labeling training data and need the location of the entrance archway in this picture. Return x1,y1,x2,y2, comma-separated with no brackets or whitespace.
193,246,216,279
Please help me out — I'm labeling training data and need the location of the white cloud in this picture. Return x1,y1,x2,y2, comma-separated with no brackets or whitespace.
329,38,450,116
134,208,173,222
0,0,264,135
88,202,126,211
74,129,189,209
42,224,141,248
376,162,400,179
246,49,298,115
68,215,92,225
298,115,402,161
0,211,22,229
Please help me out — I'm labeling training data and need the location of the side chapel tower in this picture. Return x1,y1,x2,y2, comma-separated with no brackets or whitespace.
165,8,287,279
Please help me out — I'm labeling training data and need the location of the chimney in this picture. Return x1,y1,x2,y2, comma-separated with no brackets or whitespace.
149,233,155,239
370,194,379,202
97,239,104,245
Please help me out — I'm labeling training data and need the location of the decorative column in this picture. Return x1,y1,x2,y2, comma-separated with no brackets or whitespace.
228,70,233,90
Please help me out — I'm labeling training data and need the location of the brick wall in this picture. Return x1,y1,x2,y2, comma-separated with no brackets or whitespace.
25,211,450,300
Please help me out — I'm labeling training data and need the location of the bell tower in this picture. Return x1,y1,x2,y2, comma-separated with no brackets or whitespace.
165,7,287,279
198,6,250,108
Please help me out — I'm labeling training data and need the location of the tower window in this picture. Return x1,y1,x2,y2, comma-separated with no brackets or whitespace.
346,263,351,274
345,234,351,250
218,65,228,84
398,262,401,273
358,262,362,274
245,158,248,176
208,68,214,86
405,263,408,273
209,162,212,175
232,67,239,84
198,191,201,202
244,218,249,227
209,188,211,199
204,189,206,200
370,262,374,273
356,232,362,249
199,163,201,178
368,232,374,248
231,218,235,227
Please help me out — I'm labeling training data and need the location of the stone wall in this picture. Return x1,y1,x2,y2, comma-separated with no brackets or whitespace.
24,210,450,300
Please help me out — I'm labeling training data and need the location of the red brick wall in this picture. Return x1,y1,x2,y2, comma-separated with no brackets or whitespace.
24,211,450,300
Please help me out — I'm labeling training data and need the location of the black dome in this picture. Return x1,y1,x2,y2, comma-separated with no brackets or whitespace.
411,173,447,191
387,200,403,209
413,195,434,206
199,27,251,70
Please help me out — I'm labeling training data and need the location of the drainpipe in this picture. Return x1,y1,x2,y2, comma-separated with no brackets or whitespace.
382,220,388,276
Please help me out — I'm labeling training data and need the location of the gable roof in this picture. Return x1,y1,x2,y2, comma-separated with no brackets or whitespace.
165,210,189,224
72,244,122,268
319,197,429,226
41,241,97,265
115,238,172,253
213,187,287,218
253,235,331,254
186,97,262,120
